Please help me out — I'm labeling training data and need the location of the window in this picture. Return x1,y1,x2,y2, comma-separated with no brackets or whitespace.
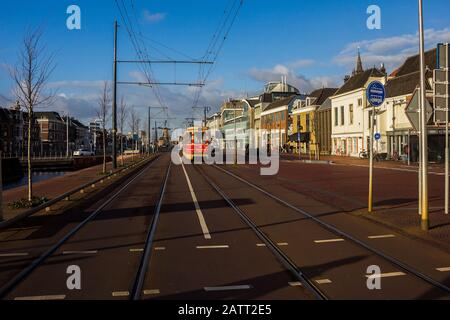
334,108,338,126
340,106,345,126
306,114,310,132
358,98,363,107
297,115,301,130
349,104,354,125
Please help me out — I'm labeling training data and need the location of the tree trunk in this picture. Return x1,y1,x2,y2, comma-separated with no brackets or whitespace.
103,129,106,174
27,112,33,202
120,137,124,166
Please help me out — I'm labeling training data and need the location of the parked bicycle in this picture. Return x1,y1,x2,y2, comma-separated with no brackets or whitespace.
359,150,382,162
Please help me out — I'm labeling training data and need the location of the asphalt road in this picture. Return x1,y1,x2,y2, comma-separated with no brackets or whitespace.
0,154,449,300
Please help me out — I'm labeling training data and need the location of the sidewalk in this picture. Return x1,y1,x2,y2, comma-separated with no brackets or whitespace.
279,153,450,250
1,155,147,222
281,153,446,174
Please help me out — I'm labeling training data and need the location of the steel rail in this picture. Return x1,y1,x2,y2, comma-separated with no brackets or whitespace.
212,165,450,295
0,157,161,299
131,162,172,300
195,165,327,300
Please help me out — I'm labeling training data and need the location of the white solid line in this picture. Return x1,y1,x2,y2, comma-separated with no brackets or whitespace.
204,285,252,292
15,295,66,301
62,250,98,255
129,248,144,252
365,272,406,279
196,245,229,249
143,289,160,295
288,282,302,287
0,253,29,258
315,279,332,284
181,161,212,240
368,234,396,239
314,238,345,244
436,267,450,272
112,291,130,297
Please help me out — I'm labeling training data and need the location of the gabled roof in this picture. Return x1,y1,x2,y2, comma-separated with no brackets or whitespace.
386,69,433,98
309,88,338,106
243,99,259,108
385,48,436,98
35,111,63,121
263,95,303,112
395,48,436,77
334,68,385,96
317,97,332,112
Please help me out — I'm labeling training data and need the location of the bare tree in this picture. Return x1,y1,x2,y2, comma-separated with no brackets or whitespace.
128,106,138,151
96,81,111,174
118,96,128,166
9,27,56,202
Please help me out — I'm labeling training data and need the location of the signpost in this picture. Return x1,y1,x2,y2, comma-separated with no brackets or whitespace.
405,87,433,217
434,43,449,214
367,81,385,213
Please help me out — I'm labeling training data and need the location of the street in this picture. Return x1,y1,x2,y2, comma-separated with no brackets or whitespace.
0,153,449,300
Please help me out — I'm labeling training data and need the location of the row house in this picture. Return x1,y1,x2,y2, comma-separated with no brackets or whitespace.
292,87,337,155
384,48,436,162
35,112,67,155
0,103,40,157
330,51,387,157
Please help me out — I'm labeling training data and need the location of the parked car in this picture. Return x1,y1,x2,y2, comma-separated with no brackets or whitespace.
73,149,95,156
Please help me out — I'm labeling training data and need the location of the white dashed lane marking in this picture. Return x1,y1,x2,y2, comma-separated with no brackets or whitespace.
0,253,29,258
288,282,302,287
436,267,450,272
204,285,252,292
365,272,406,279
112,291,130,297
315,279,332,284
368,234,396,239
143,289,160,295
314,239,345,244
14,295,66,300
129,248,144,252
196,245,229,249
62,250,98,255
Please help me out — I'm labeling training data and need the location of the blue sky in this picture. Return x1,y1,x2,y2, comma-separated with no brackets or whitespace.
1,0,449,128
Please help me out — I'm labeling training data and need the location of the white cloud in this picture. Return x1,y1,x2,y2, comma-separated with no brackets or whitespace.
334,28,450,71
142,10,166,23
248,64,338,93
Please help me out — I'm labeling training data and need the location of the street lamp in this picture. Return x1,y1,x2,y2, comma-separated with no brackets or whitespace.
418,0,429,230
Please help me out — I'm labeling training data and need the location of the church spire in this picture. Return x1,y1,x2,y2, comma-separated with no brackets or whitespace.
355,47,364,75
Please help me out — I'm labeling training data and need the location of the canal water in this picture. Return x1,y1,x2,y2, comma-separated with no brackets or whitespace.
3,172,67,191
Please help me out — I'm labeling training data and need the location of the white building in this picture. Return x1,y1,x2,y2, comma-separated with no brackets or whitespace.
330,52,386,157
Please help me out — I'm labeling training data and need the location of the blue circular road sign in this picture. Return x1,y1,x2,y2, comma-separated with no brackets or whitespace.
375,133,381,141
367,81,386,107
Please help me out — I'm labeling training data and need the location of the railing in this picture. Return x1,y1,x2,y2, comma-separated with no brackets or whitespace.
0,154,157,230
